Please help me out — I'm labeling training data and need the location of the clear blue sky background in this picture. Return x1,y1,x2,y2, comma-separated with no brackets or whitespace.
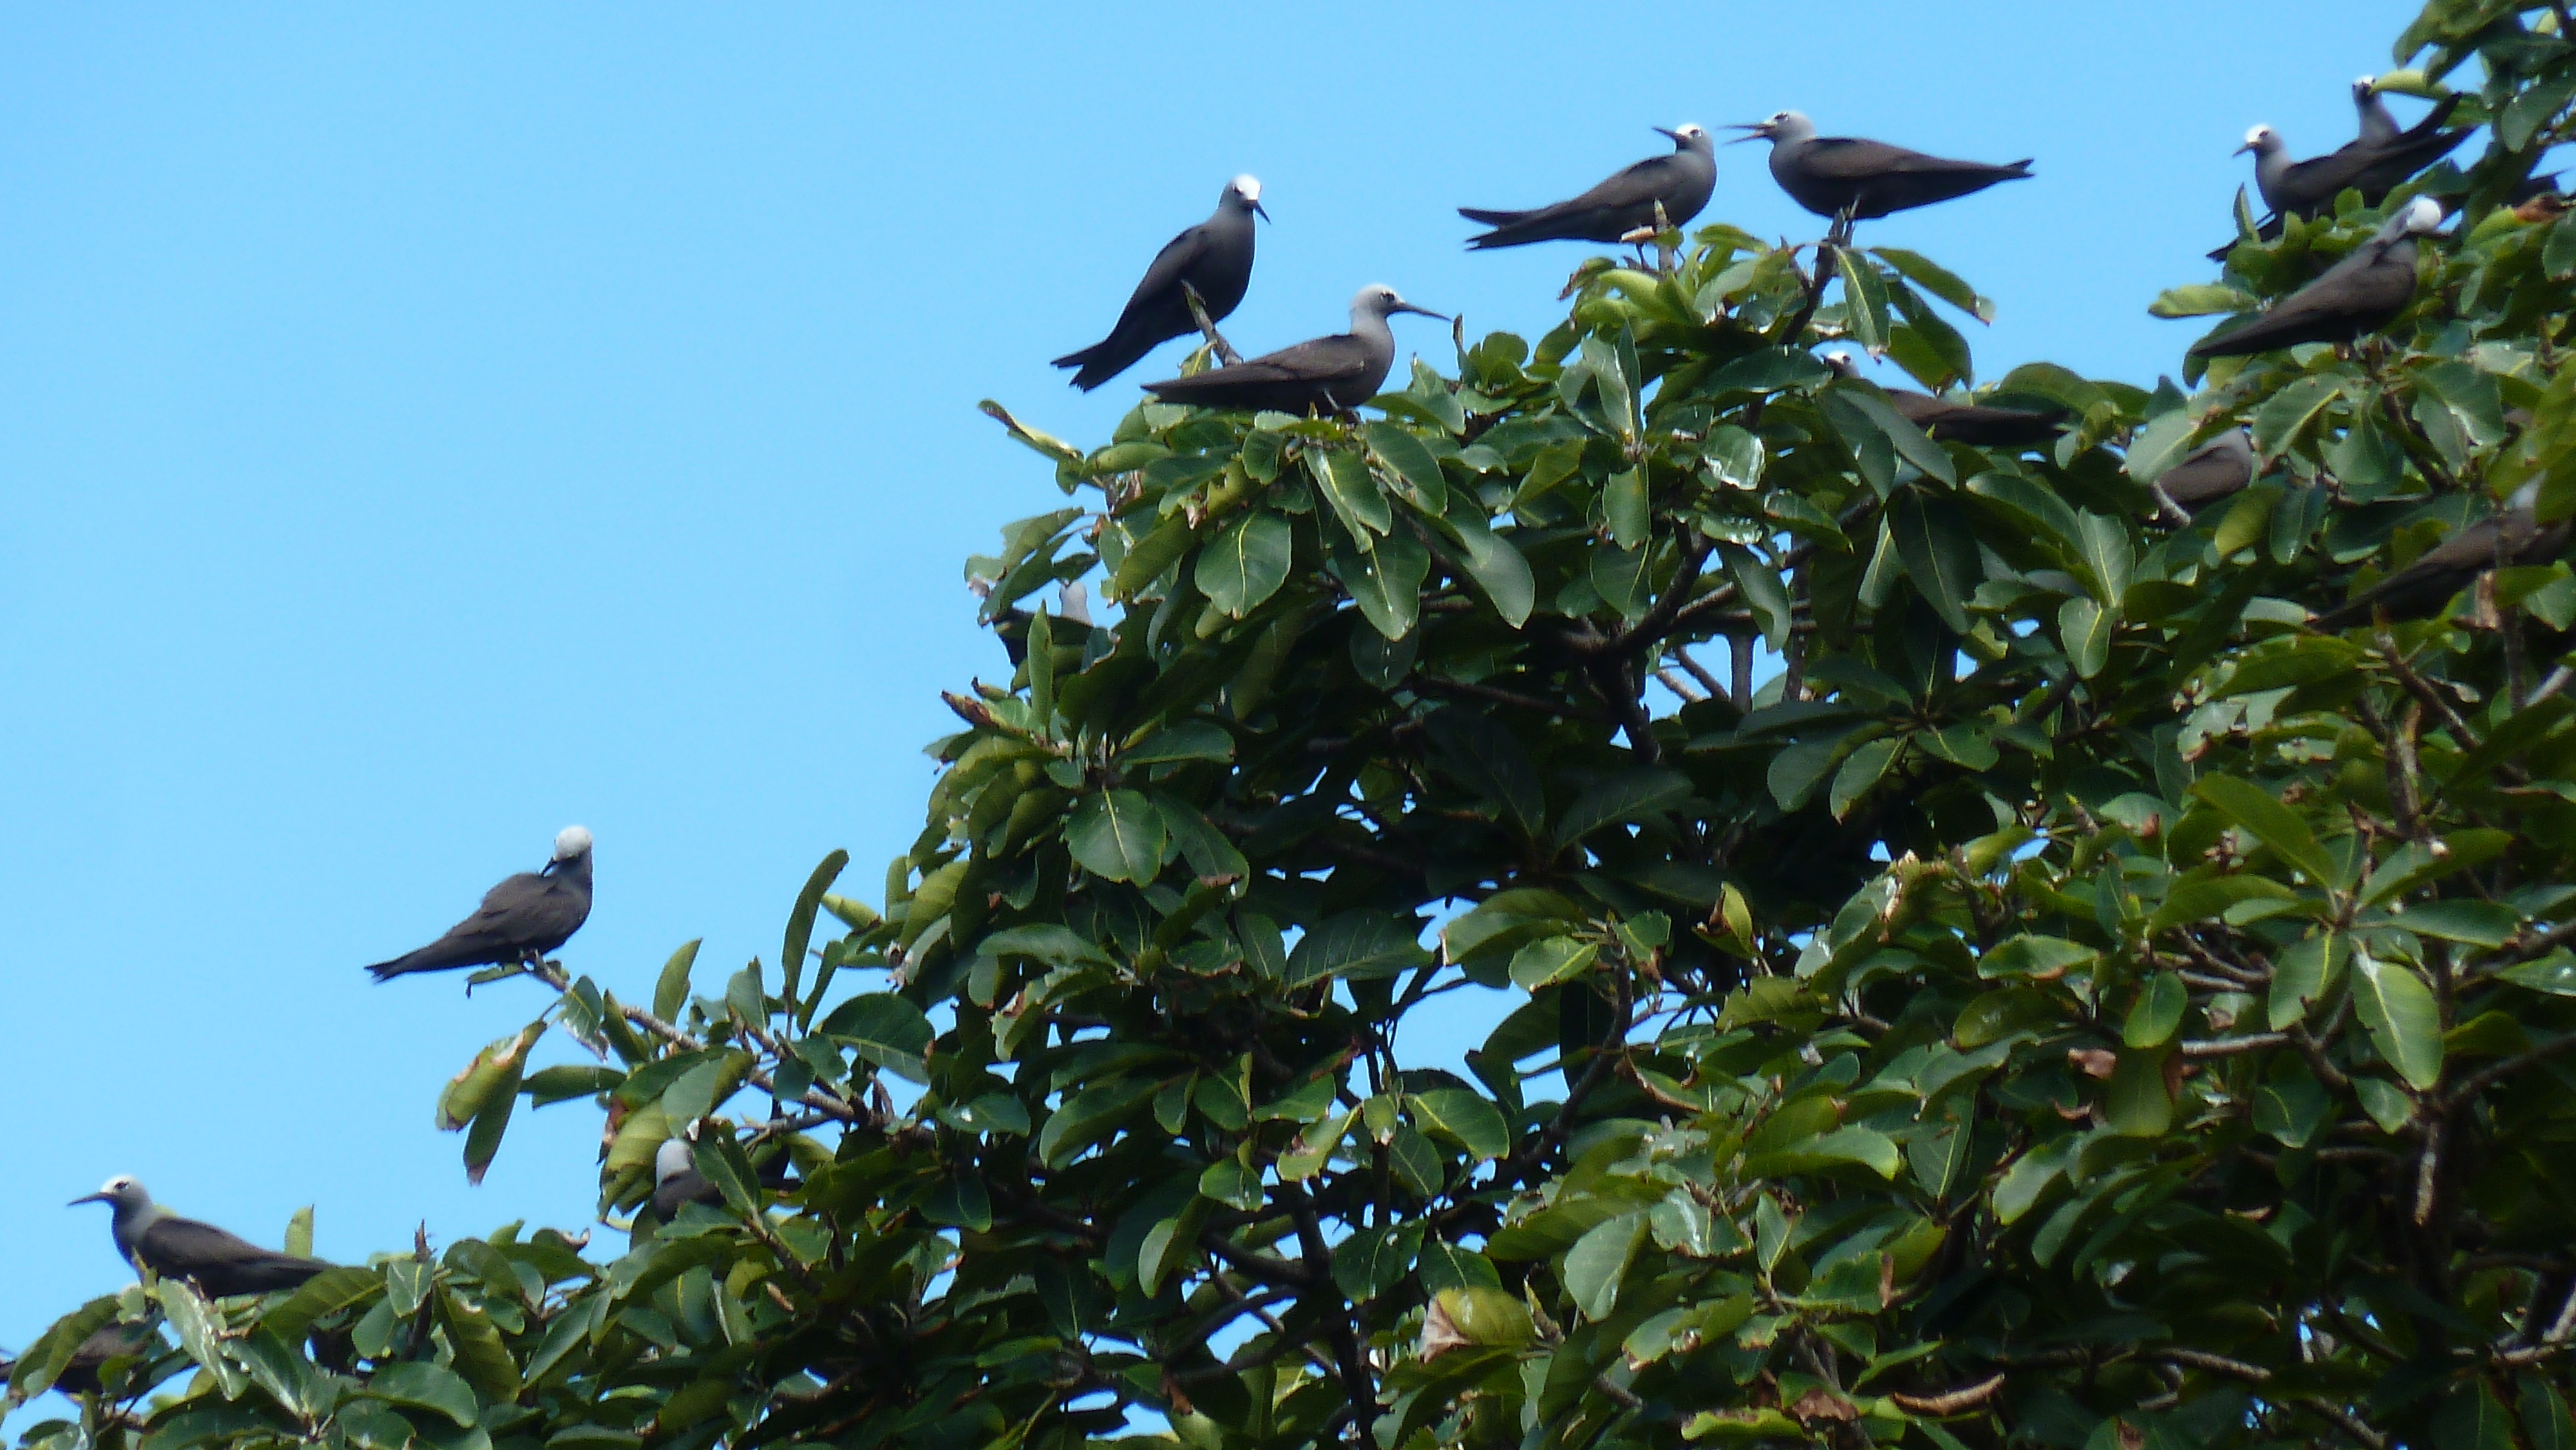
1,0,2428,1403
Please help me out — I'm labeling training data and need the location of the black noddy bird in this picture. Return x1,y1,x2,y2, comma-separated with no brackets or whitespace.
366,825,594,981
1460,125,1716,248
2235,102,2465,220
2146,429,2257,518
652,1136,723,1220
1730,111,2031,232
1143,285,1446,415
2315,481,2570,628
1823,352,2063,447
2192,196,2442,358
71,1178,328,1299
988,581,1093,668
0,1319,165,1398
1054,176,1267,391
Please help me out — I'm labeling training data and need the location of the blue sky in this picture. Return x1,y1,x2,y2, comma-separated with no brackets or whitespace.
0,0,2425,1400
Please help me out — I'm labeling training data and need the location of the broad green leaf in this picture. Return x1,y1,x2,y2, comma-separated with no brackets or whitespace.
1066,789,1166,883
1889,489,1978,632
1872,247,1994,322
1124,720,1235,766
1450,518,1535,626
1195,512,1294,618
365,1361,482,1429
1408,1088,1510,1161
1829,735,1899,819
1593,542,1654,621
2103,1050,2174,1137
1835,248,1892,355
2499,953,2576,996
653,939,702,1024
1980,934,2096,979
2277,932,2360,1030
1509,936,1598,990
1311,447,1392,540
1605,467,1649,549
1555,767,1691,847
1365,422,1446,513
2191,774,2340,889
2353,952,2444,1090
1331,518,1429,640
2123,972,2187,1048
2058,596,2111,678
817,993,934,1083
1564,1211,1646,1319
780,848,848,1010
1331,1223,1419,1302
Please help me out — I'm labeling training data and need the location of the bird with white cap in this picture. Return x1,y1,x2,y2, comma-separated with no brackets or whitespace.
364,825,594,981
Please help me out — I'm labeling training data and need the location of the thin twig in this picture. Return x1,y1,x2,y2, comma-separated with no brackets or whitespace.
1180,282,1244,367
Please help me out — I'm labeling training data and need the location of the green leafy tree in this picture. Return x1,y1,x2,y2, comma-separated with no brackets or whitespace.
14,5,2576,1449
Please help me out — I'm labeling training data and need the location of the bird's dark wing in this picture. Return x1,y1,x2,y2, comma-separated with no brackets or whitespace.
1801,135,2002,179
2278,143,2383,203
1153,335,1372,393
140,1216,325,1292
366,869,583,979
1549,152,1689,215
2159,440,2253,509
1110,223,1213,328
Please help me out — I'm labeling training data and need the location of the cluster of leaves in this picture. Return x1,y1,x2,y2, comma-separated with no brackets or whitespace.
17,5,2576,1450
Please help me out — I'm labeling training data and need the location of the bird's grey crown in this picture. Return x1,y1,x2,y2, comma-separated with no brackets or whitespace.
553,825,594,861
654,1137,695,1183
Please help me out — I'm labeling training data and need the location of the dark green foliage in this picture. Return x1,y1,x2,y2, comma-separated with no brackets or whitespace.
16,6,2576,1450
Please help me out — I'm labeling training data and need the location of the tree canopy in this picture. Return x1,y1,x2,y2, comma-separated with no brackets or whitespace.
14,5,2576,1450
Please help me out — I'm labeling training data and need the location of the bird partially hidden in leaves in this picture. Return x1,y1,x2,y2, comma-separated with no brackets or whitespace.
1054,176,1267,391
2209,93,2464,258
1730,111,2031,236
978,580,1094,667
1823,353,2064,447
1144,285,1446,415
652,1136,723,1221
1459,125,1717,249
2313,480,2570,629
2191,197,2443,358
0,1318,167,1400
365,825,594,981
2146,429,2257,518
71,1178,328,1299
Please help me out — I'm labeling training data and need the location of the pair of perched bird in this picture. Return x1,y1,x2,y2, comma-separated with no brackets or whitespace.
1050,111,2033,415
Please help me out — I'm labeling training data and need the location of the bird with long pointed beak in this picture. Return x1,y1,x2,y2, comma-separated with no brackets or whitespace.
1144,285,1446,415
71,1178,329,1299
1730,111,2030,238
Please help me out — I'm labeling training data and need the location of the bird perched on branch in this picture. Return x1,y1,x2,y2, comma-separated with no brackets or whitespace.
1731,111,2030,236
1144,285,1446,415
0,1319,166,1399
1459,126,1716,249
71,1178,328,1299
2314,481,2570,629
365,825,594,981
2192,197,2442,357
2210,94,2464,256
1054,176,1266,391
2146,429,2257,518
1823,353,2063,447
